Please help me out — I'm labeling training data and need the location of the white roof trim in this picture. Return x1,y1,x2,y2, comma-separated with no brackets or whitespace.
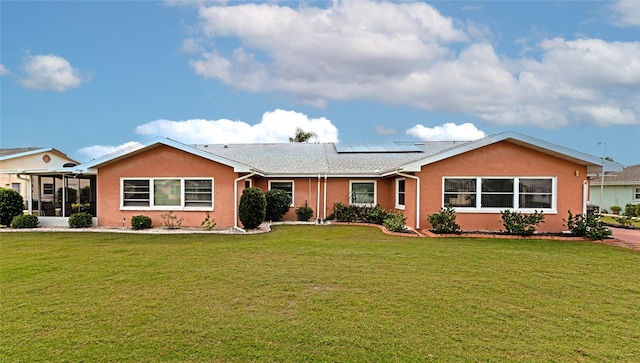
78,137,253,173
0,147,78,164
402,131,624,173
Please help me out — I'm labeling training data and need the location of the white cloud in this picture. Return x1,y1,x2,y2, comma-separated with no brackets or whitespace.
374,125,396,136
77,141,142,161
135,109,339,144
19,54,90,91
0,64,10,76
406,123,486,141
183,1,640,129
610,0,640,27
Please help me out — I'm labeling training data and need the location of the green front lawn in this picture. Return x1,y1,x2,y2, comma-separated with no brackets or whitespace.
2,226,639,362
601,215,640,228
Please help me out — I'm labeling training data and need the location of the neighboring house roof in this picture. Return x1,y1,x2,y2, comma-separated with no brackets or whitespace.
591,164,640,186
81,137,253,173
0,147,78,163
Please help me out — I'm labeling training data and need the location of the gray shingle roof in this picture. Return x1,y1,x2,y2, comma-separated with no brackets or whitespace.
592,164,640,185
0,147,42,158
193,141,466,175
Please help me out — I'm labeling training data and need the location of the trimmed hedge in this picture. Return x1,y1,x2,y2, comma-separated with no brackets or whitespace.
11,214,39,229
239,187,266,229
131,215,152,230
68,212,93,228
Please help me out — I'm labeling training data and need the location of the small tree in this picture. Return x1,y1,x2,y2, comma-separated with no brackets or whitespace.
265,189,291,221
239,187,266,229
0,188,24,226
289,127,317,143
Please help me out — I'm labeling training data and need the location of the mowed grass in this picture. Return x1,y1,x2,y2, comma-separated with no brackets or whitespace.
2,226,639,362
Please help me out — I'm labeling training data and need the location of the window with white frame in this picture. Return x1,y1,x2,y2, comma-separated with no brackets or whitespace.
634,187,640,200
122,178,212,209
43,183,54,195
11,183,21,193
443,177,555,212
396,178,405,209
269,181,294,206
350,181,376,206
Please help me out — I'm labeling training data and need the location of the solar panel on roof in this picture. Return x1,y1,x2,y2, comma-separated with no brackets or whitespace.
335,142,423,153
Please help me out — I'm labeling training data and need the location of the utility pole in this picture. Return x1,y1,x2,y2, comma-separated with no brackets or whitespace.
597,142,606,214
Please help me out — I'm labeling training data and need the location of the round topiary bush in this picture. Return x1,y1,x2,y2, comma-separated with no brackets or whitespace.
131,215,152,230
239,187,266,229
68,212,93,228
295,205,314,221
11,214,39,229
0,188,24,226
265,189,291,221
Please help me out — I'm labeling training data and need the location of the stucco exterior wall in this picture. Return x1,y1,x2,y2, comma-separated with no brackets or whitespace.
418,141,588,232
96,145,239,228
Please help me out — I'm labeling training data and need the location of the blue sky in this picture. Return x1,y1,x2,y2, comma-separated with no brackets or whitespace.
1,0,639,166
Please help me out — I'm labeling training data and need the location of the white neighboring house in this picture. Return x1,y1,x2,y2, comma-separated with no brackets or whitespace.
0,148,90,218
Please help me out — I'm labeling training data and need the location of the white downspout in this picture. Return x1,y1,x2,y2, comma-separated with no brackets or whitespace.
316,175,321,223
323,174,328,221
583,180,588,215
17,173,32,214
234,172,256,230
396,171,421,230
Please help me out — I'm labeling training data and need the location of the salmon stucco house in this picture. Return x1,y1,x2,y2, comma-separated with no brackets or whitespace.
7,131,623,232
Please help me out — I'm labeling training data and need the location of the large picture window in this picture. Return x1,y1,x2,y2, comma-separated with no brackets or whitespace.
350,181,376,206
122,178,213,209
269,181,294,206
443,177,555,212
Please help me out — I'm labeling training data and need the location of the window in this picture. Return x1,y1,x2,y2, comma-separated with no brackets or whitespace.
519,178,552,209
11,183,21,193
634,187,640,200
269,181,294,206
444,178,476,207
122,178,212,209
396,179,406,209
443,177,555,212
245,180,252,189
481,178,514,208
43,183,54,195
350,181,376,206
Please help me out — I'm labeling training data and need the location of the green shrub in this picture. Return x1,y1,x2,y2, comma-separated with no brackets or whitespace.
332,202,356,222
365,205,388,225
623,203,638,217
610,205,622,214
239,187,266,229
0,188,24,226
501,210,545,236
427,205,461,234
160,211,183,229
383,211,406,232
11,214,39,229
131,215,152,230
265,189,291,221
565,211,611,240
201,212,216,230
636,204,640,217
68,212,93,228
295,205,314,221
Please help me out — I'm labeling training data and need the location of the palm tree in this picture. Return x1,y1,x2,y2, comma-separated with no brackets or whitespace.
289,127,317,143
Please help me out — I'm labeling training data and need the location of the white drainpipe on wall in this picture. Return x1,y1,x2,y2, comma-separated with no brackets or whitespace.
393,171,421,230
233,172,256,231
583,180,589,215
316,174,321,223
323,174,328,221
